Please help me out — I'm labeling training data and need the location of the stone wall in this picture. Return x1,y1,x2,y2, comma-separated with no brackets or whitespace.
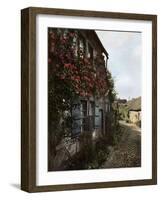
129,111,141,123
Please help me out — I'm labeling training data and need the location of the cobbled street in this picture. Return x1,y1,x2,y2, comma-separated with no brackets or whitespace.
102,120,141,168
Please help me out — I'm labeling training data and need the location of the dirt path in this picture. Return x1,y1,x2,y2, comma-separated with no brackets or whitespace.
101,120,141,168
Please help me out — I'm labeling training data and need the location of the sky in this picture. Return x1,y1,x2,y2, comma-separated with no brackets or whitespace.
96,31,142,100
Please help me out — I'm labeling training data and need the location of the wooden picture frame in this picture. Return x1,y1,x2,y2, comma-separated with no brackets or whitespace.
21,7,157,192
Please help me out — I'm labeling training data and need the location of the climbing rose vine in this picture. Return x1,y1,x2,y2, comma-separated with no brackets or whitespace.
48,28,110,103
48,28,116,149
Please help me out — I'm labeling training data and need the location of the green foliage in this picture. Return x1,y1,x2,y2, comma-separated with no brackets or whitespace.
118,104,129,121
106,72,117,103
62,133,110,170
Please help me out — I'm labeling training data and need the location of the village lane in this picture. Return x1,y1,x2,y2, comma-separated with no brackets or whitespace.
101,120,141,168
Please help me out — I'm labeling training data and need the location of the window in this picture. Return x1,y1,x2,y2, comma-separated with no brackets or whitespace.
79,35,86,57
73,36,78,56
89,101,95,130
80,100,95,132
81,100,87,117
88,44,93,59
81,100,87,132
63,29,68,38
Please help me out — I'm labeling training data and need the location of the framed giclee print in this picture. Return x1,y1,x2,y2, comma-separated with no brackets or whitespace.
21,7,157,192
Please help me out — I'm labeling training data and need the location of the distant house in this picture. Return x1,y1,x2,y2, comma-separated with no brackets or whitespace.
128,97,141,124
116,98,127,104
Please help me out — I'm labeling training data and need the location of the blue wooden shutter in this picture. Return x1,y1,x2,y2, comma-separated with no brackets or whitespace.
72,103,81,136
95,105,100,128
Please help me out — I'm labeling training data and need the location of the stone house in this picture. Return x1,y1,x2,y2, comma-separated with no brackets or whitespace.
71,30,112,139
128,97,141,124
129,110,141,124
48,29,113,170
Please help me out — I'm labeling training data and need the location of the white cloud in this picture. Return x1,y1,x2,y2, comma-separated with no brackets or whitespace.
96,30,142,99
